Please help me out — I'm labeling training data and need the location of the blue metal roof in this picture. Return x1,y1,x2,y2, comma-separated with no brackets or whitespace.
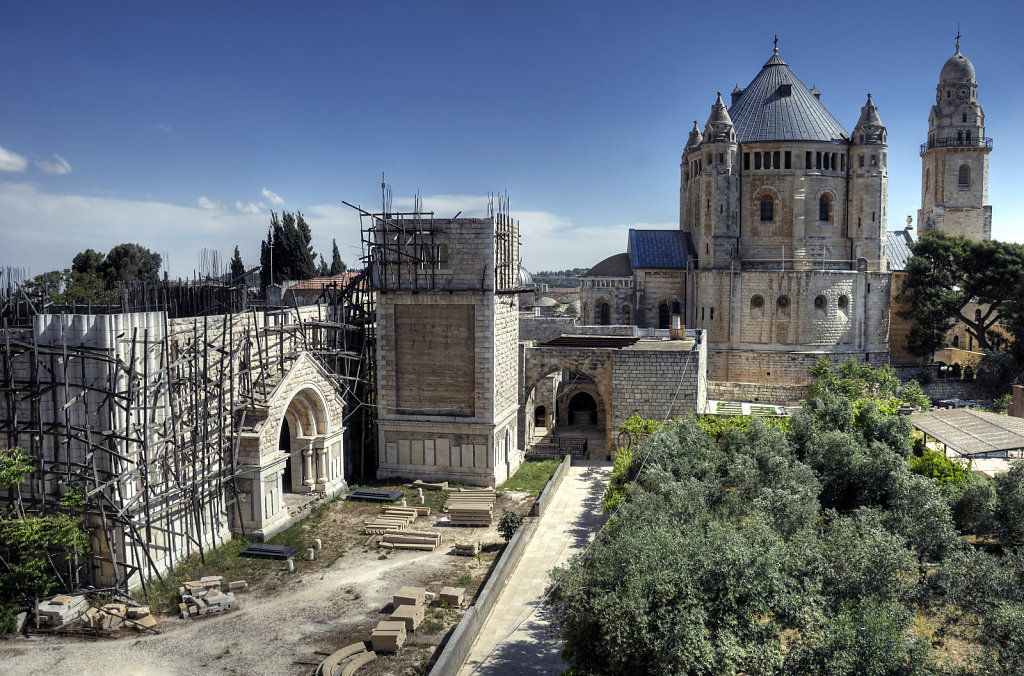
628,229,689,269
729,52,850,143
887,229,916,271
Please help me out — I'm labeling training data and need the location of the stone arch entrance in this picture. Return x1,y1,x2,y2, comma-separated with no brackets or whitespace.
279,385,331,493
568,391,598,425
521,348,614,459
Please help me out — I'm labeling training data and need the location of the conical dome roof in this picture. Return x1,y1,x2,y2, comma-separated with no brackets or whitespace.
728,51,850,143
940,46,975,84
855,93,883,128
685,120,703,151
704,92,734,142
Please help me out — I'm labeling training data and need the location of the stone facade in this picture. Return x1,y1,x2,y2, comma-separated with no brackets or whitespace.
374,216,522,487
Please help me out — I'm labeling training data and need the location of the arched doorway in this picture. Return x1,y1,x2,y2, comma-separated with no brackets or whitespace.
568,392,598,425
534,405,547,427
279,418,293,491
279,386,331,493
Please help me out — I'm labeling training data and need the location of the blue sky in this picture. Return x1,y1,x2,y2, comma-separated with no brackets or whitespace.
2,1,1022,278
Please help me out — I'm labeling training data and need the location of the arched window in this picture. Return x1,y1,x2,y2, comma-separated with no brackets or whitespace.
776,295,791,319
925,168,930,194
959,164,970,187
621,305,631,325
750,295,765,318
813,295,827,319
819,194,834,223
599,302,611,325
658,302,670,330
759,195,774,223
952,335,960,348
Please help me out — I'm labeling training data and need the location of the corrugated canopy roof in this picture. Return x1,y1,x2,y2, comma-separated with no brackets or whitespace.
629,229,689,269
910,408,1024,456
887,229,915,271
729,52,850,143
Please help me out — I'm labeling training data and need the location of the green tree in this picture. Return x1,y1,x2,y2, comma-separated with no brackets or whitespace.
260,211,317,286
229,246,246,282
784,599,933,676
897,232,1024,356
100,243,162,282
71,248,104,275
330,239,347,275
0,447,89,630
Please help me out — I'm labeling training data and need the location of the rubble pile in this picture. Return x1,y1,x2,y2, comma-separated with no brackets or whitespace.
81,603,158,632
177,576,238,619
36,594,88,628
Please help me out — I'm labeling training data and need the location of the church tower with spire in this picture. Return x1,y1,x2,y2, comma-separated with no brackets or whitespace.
918,34,992,240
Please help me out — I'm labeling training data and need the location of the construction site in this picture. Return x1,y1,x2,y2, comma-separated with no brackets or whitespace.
0,234,379,597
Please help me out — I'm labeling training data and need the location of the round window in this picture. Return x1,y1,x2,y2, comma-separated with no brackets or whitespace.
751,295,764,308
777,296,790,309
814,295,826,309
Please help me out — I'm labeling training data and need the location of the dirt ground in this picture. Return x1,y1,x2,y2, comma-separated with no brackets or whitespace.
0,485,534,676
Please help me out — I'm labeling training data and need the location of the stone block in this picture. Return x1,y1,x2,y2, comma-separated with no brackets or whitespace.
390,603,424,631
393,586,426,608
439,586,466,607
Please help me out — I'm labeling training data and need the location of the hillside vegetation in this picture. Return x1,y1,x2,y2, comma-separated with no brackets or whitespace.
547,359,1024,675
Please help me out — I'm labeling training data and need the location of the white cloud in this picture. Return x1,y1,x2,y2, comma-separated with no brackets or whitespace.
0,183,273,278
0,184,645,280
197,196,219,210
235,201,262,215
261,187,284,205
37,154,72,175
152,123,173,133
391,192,644,271
0,144,28,172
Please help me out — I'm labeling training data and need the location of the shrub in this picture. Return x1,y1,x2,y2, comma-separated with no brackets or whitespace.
498,509,523,542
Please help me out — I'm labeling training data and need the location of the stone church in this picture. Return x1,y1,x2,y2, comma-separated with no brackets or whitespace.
582,39,991,384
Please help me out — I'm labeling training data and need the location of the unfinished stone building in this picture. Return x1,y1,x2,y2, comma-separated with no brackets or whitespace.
0,279,373,593
363,203,524,487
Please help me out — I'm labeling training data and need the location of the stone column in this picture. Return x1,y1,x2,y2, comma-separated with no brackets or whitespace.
315,436,328,485
302,447,315,486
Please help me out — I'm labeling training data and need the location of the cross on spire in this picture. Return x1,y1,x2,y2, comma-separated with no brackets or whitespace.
955,24,961,53
773,34,778,53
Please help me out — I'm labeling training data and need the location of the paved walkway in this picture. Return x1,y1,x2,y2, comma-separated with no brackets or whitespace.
459,460,612,676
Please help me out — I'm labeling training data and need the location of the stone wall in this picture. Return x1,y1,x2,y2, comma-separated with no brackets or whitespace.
519,316,637,344
611,340,707,426
709,348,890,385
708,381,810,405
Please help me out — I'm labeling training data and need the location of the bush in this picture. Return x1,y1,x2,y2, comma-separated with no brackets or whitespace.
603,447,633,513
497,509,523,543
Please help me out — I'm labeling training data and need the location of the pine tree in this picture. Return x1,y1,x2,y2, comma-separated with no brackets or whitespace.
230,246,246,282
260,211,317,287
330,239,346,275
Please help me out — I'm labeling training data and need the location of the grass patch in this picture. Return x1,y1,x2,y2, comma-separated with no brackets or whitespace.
138,537,274,614
421,617,445,634
501,458,561,496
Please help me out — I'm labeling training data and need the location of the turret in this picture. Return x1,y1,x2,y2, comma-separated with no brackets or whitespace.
849,93,888,269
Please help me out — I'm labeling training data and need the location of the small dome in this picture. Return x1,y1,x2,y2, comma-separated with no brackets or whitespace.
940,48,975,84
535,296,559,307
518,266,534,287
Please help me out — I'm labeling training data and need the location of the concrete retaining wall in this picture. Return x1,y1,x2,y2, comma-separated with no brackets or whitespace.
531,455,572,517
431,456,573,675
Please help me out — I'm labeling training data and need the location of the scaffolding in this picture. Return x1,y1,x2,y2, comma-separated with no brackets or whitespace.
0,272,376,600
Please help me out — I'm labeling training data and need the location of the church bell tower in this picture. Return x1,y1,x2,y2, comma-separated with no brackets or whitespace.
918,33,992,241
